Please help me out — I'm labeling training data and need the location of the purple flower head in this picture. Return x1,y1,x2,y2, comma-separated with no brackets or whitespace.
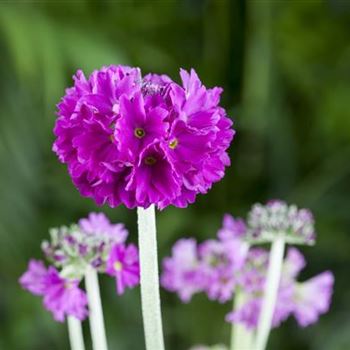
247,200,316,245
42,212,129,274
161,239,205,302
217,214,247,241
292,271,334,327
53,65,234,209
106,243,140,295
43,267,88,322
19,260,48,296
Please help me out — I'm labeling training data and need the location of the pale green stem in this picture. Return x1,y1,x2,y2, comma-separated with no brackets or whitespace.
85,266,108,350
67,316,85,350
230,288,254,350
254,234,285,350
137,205,165,350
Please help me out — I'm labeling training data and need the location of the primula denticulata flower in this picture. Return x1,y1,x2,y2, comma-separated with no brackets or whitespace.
161,236,248,303
246,200,316,245
42,212,130,277
19,212,140,322
162,208,334,333
53,65,235,209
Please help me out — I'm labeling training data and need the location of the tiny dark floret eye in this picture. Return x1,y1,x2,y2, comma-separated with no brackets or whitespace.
144,156,157,165
134,127,145,138
169,138,178,149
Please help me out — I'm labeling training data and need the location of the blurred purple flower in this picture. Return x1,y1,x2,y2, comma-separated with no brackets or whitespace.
217,214,247,241
79,212,128,242
106,243,140,295
19,260,48,296
292,271,334,327
79,212,111,234
20,262,88,322
161,239,204,302
53,65,234,209
198,239,248,303
43,267,88,322
226,247,334,329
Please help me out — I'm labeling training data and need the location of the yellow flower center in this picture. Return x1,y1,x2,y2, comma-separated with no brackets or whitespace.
114,261,123,271
134,128,145,139
169,138,178,149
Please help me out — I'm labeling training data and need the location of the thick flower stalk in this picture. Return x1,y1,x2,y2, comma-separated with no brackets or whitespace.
19,213,140,350
53,65,235,349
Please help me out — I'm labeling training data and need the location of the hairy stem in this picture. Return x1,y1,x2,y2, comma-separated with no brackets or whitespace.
67,316,85,350
254,234,285,350
137,205,165,350
85,266,108,350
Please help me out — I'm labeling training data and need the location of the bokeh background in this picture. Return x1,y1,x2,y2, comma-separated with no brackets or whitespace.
0,1,349,349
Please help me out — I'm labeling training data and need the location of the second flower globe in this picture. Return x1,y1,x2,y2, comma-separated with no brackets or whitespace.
53,65,235,209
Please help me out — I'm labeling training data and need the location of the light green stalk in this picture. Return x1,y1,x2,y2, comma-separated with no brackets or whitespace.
254,234,285,350
137,205,165,350
67,316,85,350
230,288,254,350
85,266,108,350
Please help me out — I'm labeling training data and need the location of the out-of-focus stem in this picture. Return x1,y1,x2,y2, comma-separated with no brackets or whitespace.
254,234,285,350
85,266,108,350
67,316,85,350
230,288,254,350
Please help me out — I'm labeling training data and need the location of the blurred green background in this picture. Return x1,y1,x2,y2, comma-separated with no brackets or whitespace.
0,0,349,349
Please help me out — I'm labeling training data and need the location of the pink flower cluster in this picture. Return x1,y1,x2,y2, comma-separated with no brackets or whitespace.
53,65,234,209
162,211,334,329
19,213,140,322
226,247,334,329
161,233,248,303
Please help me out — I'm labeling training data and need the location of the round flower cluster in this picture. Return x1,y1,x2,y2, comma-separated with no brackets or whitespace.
246,200,316,245
42,212,128,276
53,65,235,209
162,213,333,329
19,213,140,322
